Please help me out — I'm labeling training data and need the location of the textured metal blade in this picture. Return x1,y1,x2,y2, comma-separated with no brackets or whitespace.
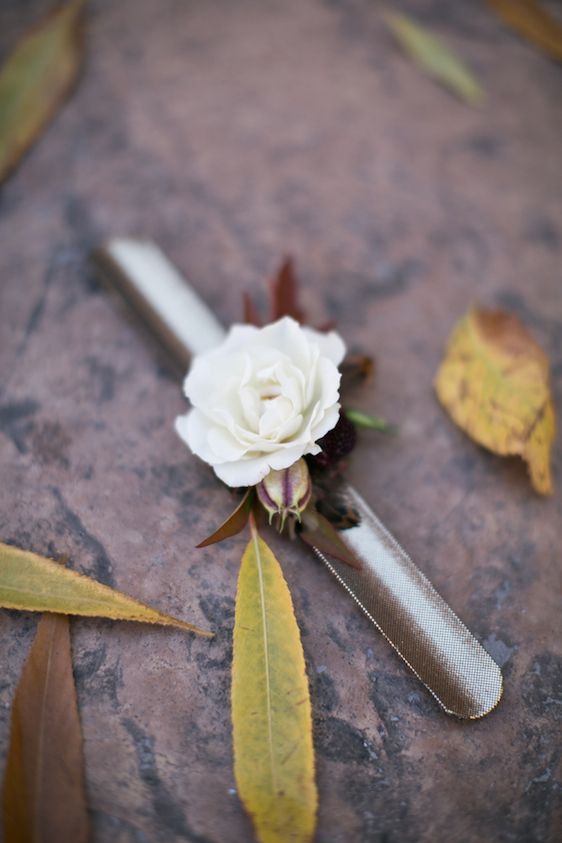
313,485,502,718
92,237,502,719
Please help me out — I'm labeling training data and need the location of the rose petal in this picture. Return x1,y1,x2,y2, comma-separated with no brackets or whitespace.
208,426,248,461
175,411,217,464
213,454,273,487
309,402,341,442
303,326,346,366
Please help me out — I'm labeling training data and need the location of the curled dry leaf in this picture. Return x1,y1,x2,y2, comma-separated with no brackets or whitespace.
197,488,254,547
488,0,562,62
2,613,89,843
385,13,484,105
232,525,317,843
435,308,556,495
0,542,212,636
0,0,85,183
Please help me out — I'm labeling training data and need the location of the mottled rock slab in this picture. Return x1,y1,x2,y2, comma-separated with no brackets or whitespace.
0,1,561,841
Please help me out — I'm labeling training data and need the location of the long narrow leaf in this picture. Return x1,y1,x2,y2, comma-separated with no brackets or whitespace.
232,527,317,843
0,542,212,637
242,292,262,326
2,613,89,843
386,13,484,104
270,257,307,323
0,0,85,183
488,0,562,62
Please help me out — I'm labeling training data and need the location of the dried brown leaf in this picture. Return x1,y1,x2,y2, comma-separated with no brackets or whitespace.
197,489,254,547
2,613,89,843
488,0,562,62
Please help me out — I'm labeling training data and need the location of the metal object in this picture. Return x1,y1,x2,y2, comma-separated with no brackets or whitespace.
92,237,503,719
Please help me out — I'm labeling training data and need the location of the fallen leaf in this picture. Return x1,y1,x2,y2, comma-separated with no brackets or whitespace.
0,542,212,636
270,257,307,323
300,509,362,568
232,523,317,843
488,0,562,61
0,0,85,183
385,13,484,104
2,613,89,843
435,308,556,494
197,489,254,547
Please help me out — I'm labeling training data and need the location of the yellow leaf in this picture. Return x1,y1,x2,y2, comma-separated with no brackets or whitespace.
435,309,556,495
232,528,317,843
0,542,212,637
0,0,85,183
488,0,562,62
385,13,484,105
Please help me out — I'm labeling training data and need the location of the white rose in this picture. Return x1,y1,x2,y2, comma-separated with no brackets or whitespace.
175,316,346,487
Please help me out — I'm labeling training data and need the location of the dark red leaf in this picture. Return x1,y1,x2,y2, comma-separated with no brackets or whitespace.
316,320,337,333
270,256,307,323
242,292,262,326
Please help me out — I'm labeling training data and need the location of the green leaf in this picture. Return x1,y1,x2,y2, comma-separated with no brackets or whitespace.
197,489,254,548
232,523,317,843
385,13,484,105
0,542,212,637
0,0,85,183
345,408,397,433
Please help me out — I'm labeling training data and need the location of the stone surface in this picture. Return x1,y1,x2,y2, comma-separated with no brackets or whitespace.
0,1,561,841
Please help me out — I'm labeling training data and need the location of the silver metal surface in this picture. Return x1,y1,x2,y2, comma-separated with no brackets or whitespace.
92,237,503,719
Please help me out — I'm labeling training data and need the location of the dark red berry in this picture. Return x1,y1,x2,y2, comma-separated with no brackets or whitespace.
312,412,357,468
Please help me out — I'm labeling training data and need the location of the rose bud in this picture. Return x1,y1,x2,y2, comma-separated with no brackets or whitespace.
256,458,312,529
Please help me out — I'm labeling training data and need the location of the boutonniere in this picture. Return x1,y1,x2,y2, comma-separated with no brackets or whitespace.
93,239,503,843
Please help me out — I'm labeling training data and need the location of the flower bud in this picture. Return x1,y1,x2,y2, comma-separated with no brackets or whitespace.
256,459,312,529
